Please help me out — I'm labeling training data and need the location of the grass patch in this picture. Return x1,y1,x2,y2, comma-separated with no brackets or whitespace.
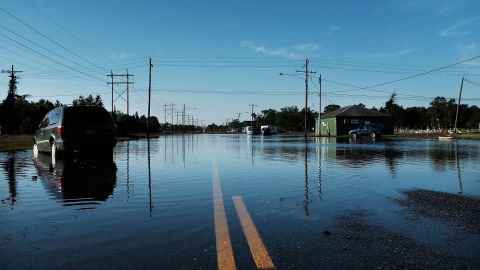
0,135,34,152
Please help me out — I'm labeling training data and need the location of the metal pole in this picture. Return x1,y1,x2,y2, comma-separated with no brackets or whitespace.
126,69,129,116
111,70,114,117
147,58,152,133
454,77,464,135
304,59,309,138
319,74,321,136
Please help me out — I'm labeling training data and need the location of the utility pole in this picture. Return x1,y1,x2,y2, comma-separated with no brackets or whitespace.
126,69,132,115
454,77,464,135
110,70,113,116
248,104,257,127
297,59,316,138
147,58,153,133
171,102,175,126
163,104,168,125
1,65,22,134
183,104,186,126
1,65,22,95
318,74,322,135
107,71,133,116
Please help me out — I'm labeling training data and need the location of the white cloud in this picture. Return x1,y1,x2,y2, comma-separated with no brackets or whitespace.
440,17,479,37
350,49,415,59
240,41,320,59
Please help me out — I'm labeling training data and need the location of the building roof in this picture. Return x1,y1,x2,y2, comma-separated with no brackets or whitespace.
321,105,387,118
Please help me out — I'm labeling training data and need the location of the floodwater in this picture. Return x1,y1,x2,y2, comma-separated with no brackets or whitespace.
1,135,479,269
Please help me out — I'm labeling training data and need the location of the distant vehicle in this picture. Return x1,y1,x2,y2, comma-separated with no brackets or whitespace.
34,106,116,158
260,125,278,136
245,126,260,135
349,124,383,138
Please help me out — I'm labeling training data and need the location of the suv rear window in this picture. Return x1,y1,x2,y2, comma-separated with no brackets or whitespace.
64,107,113,124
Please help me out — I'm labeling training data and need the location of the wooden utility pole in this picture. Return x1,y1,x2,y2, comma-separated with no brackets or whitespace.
304,59,308,138
110,70,113,116
147,58,152,133
297,59,316,138
454,77,464,135
318,74,321,136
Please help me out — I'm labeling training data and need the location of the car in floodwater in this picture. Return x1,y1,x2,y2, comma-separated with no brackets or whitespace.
34,106,116,158
349,124,383,138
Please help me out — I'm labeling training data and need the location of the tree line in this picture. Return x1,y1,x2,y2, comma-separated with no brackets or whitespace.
2,73,479,134
206,94,479,133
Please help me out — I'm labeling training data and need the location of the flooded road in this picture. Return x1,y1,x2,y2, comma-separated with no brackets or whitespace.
1,135,479,269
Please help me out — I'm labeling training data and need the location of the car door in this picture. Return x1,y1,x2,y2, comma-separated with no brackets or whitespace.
36,115,49,152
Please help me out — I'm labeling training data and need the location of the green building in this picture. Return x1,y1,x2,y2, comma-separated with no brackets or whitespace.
316,105,393,136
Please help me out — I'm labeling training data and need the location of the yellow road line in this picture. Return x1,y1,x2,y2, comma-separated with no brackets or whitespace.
212,161,237,270
232,196,276,270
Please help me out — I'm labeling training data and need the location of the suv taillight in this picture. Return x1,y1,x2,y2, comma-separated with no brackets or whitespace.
56,125,63,137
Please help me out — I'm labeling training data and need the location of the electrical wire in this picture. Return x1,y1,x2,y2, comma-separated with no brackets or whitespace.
0,7,107,73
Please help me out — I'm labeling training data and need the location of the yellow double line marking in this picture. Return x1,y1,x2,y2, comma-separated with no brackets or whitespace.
212,161,236,270
212,161,275,270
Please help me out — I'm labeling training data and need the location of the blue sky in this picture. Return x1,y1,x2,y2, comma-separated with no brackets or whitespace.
1,0,479,124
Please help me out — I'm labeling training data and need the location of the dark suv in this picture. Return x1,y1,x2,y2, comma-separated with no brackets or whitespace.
34,106,116,157
349,124,383,138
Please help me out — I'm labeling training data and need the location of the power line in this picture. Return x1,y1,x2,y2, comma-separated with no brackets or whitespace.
23,0,110,62
0,32,105,82
0,24,105,76
353,55,480,91
0,7,107,73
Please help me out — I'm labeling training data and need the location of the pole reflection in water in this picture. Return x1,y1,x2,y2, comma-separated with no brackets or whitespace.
171,135,175,165
147,137,153,217
454,141,463,195
182,135,186,168
127,140,130,200
2,154,17,209
304,137,310,216
316,137,322,200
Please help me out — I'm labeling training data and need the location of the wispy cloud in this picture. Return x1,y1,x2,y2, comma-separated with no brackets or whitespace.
293,43,320,52
440,17,479,37
349,49,415,59
109,52,131,60
326,25,340,35
240,41,320,59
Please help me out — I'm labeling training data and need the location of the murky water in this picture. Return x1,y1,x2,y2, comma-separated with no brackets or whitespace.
1,135,479,269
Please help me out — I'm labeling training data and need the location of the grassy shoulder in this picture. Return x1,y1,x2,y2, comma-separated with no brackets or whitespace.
0,135,35,152
0,132,200,152
385,132,480,140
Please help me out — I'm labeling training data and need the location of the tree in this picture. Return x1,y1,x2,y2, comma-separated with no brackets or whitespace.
383,93,406,128
256,108,277,126
72,94,104,107
427,96,455,129
324,104,340,113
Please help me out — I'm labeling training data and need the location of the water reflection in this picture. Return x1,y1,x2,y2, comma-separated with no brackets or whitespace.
2,156,17,207
147,137,153,217
316,137,322,200
304,138,309,216
34,153,117,209
454,141,463,195
1,152,31,208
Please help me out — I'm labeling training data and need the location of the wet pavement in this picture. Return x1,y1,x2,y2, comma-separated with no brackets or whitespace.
1,135,479,269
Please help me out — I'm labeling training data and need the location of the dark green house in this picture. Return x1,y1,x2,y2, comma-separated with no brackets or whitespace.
316,105,393,136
